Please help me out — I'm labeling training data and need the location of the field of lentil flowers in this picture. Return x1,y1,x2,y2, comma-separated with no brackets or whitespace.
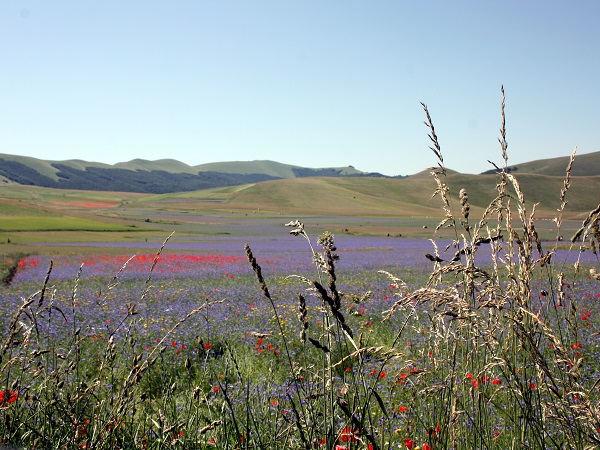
1,212,600,450
2,98,600,449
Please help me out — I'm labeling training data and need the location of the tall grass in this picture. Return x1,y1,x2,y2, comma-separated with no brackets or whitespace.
1,88,599,449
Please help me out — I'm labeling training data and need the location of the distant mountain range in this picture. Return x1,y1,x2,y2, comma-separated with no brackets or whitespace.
0,154,403,194
0,151,598,195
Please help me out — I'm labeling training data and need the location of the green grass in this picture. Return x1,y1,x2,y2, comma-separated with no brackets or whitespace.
0,201,61,217
0,216,138,232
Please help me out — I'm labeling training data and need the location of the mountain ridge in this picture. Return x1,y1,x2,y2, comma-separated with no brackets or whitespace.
0,151,599,195
0,153,402,194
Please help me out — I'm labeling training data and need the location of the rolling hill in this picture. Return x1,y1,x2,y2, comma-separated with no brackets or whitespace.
0,151,598,225
0,154,394,194
481,150,600,176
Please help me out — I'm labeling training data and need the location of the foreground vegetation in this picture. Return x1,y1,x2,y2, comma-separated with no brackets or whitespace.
1,92,600,449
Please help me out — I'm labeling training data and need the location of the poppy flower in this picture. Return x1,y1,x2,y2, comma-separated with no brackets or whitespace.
404,438,414,449
339,427,358,443
0,390,18,404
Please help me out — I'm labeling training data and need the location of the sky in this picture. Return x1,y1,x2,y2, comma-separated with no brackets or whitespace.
1,1,599,177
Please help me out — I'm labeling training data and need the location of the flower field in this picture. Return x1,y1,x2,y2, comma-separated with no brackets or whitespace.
2,234,438,363
2,97,600,449
1,223,600,449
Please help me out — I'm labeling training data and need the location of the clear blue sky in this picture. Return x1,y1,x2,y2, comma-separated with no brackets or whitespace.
1,1,598,176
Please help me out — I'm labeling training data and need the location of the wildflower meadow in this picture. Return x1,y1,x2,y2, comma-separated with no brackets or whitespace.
1,95,600,449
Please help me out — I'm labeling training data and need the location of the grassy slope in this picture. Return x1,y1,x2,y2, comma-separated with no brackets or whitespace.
508,150,600,176
218,173,600,218
114,159,201,174
1,153,366,182
195,160,363,178
0,153,117,181
1,171,598,249
443,173,600,214
224,177,442,216
195,160,301,178
0,153,63,180
2,172,598,220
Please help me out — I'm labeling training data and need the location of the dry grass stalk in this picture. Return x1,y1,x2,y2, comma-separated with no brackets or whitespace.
141,231,174,300
555,146,577,231
331,346,404,369
298,294,308,344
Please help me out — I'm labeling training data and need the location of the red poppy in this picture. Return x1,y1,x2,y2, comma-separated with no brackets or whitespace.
0,390,18,404
398,406,408,412
404,437,415,449
423,444,432,450
339,427,359,443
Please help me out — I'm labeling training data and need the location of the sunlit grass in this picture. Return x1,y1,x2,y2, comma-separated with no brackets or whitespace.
0,216,138,232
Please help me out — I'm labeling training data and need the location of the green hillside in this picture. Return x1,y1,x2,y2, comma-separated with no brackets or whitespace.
195,160,300,178
2,171,597,221
209,172,600,218
114,159,201,174
0,154,376,193
1,151,598,244
495,150,600,176
0,153,63,181
195,160,364,178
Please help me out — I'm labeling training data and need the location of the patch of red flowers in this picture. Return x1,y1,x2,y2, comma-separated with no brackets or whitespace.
0,390,19,404
339,427,359,443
